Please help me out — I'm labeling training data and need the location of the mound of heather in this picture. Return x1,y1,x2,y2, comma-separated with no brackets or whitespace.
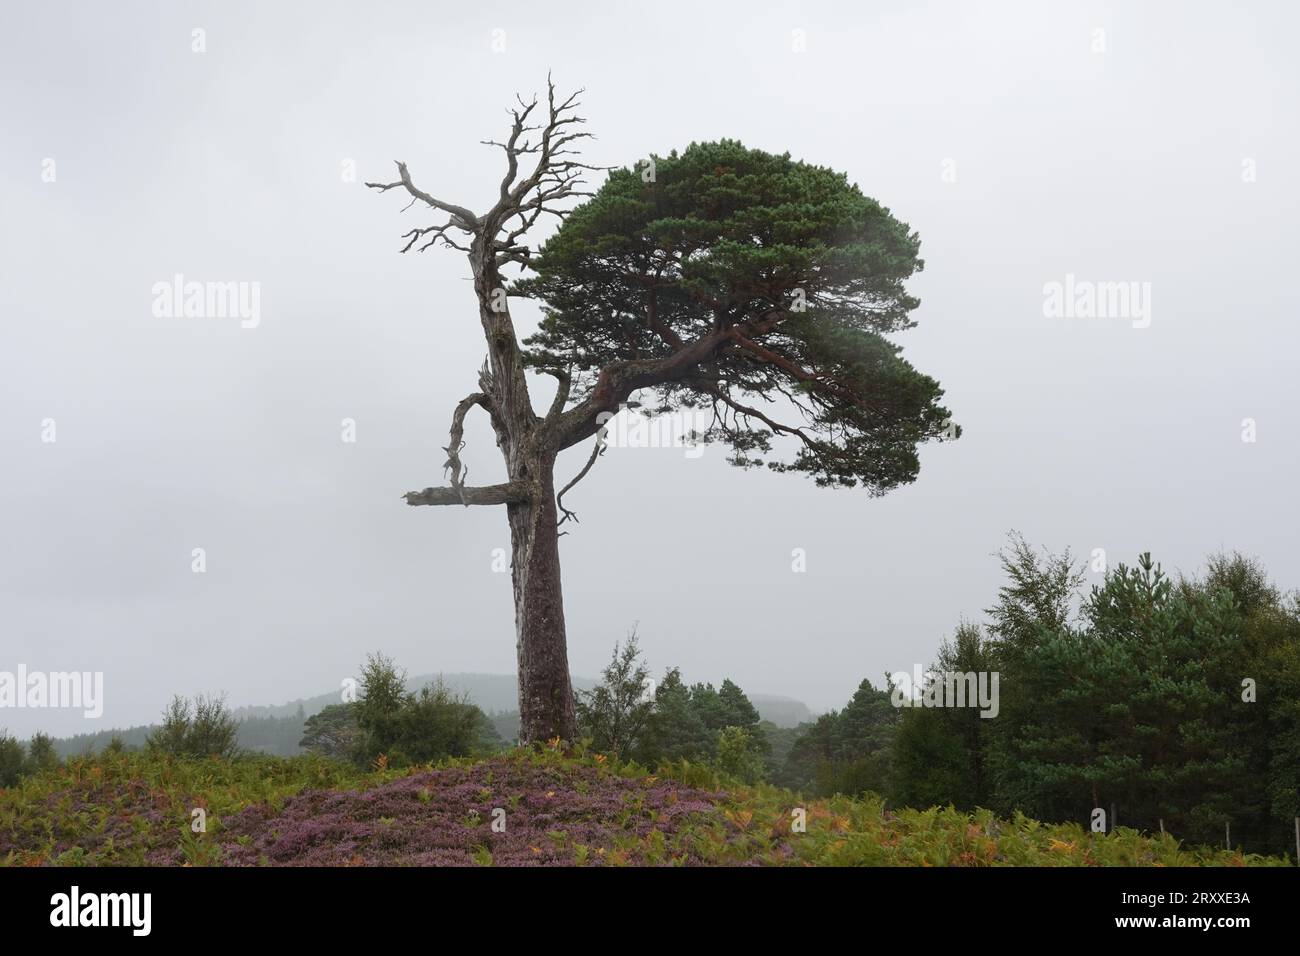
5,752,1283,866
214,756,744,866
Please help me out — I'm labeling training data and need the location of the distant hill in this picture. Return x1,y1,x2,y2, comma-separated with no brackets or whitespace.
232,674,812,727
748,695,813,728
230,673,599,723
50,674,813,758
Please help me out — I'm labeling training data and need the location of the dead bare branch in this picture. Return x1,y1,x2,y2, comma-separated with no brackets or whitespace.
481,74,614,270
403,483,529,507
366,161,480,250
442,392,488,504
556,421,608,526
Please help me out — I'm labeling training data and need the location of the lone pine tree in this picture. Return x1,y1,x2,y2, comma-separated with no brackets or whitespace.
369,80,958,744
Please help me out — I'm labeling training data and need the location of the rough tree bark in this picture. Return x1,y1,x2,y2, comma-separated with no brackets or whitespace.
506,456,574,742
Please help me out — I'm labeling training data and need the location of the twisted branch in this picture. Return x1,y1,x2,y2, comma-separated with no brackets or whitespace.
556,420,609,528
442,392,488,504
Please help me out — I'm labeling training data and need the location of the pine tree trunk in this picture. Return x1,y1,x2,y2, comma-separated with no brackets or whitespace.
507,454,576,744
468,241,577,745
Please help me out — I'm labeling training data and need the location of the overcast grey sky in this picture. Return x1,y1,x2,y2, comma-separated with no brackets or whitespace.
2,0,1297,737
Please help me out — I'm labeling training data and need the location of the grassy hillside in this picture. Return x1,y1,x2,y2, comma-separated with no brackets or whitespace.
0,748,1286,867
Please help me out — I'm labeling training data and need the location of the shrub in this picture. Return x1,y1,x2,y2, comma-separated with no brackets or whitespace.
576,632,654,761
351,654,496,768
390,680,493,765
145,694,240,759
299,703,362,759
715,726,764,784
25,732,60,775
0,732,25,787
